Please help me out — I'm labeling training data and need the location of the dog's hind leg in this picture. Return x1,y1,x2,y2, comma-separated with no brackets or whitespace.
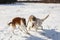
40,26,43,30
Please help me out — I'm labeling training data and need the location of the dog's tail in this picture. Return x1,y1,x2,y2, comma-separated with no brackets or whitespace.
42,14,49,21
8,22,12,26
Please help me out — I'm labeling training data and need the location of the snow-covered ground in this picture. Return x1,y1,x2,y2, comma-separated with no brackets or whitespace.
0,3,60,40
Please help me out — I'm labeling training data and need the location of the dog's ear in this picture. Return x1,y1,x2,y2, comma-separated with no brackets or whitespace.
33,16,36,21
23,18,26,26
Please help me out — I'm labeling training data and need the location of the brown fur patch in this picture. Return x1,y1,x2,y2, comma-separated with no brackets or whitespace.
8,17,26,28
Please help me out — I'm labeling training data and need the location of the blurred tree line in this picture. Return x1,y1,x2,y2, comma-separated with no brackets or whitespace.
0,0,60,4
0,0,17,4
18,0,60,3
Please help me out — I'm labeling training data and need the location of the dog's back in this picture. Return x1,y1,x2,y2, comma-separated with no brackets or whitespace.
8,17,26,28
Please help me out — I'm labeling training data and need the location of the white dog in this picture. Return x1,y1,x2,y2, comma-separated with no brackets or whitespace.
27,15,49,31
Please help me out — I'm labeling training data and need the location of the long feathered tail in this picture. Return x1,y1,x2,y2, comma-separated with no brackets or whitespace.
42,14,49,21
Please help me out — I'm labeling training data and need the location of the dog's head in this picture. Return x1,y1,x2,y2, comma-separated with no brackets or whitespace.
29,15,36,21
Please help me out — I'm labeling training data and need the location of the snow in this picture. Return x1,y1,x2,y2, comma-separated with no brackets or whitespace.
0,3,60,40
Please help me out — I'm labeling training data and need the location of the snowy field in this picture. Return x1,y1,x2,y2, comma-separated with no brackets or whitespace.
0,3,60,40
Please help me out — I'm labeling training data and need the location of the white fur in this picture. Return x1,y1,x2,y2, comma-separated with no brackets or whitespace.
27,15,49,31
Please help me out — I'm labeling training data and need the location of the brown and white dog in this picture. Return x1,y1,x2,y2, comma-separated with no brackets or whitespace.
27,15,49,31
8,17,28,34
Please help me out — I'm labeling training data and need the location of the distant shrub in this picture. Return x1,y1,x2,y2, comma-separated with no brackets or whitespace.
0,0,17,4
